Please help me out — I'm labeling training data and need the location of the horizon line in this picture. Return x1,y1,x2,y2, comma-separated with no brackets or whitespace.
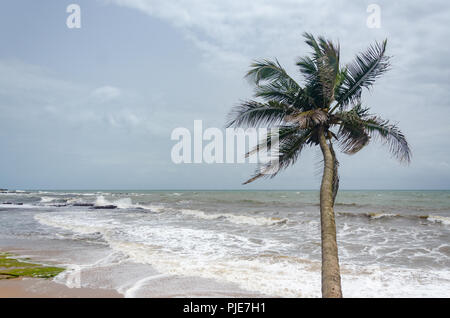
3,188,450,192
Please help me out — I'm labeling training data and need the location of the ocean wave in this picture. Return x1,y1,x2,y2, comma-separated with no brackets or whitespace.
180,209,288,226
335,202,366,207
338,211,450,225
427,215,450,225
367,213,399,219
0,203,39,209
104,241,450,297
33,211,450,297
92,196,159,212
34,213,113,235
40,196,57,203
140,204,166,213
34,212,289,258
204,198,292,206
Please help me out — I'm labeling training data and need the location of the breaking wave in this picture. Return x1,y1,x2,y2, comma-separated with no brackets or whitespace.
180,209,288,226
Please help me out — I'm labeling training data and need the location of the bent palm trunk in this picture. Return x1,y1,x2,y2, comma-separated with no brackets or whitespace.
318,128,343,298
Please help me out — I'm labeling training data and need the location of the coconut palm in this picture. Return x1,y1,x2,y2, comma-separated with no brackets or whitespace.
226,33,411,298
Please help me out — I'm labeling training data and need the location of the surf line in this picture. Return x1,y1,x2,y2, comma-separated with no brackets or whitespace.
123,274,172,298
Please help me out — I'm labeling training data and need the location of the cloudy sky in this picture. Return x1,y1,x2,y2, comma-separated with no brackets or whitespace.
0,0,449,190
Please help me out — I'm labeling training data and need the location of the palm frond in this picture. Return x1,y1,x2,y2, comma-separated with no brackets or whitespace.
254,82,298,104
317,36,340,103
298,33,341,108
296,56,324,108
226,100,293,128
245,125,299,158
243,129,312,184
360,117,411,163
335,105,371,154
303,32,323,62
335,104,411,163
246,59,300,90
336,39,390,108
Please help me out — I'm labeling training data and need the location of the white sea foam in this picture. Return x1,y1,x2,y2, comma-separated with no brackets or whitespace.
34,209,450,298
94,196,114,207
40,196,56,203
0,203,39,209
427,215,450,225
121,274,172,298
53,252,130,288
180,209,288,226
35,213,114,235
93,196,156,211
367,213,398,219
141,204,166,213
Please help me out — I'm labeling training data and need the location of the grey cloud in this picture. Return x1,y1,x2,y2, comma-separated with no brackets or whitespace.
1,0,449,189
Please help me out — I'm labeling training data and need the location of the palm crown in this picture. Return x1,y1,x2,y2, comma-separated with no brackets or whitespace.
227,33,411,185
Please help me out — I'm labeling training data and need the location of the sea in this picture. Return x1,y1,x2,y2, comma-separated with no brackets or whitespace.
0,190,449,297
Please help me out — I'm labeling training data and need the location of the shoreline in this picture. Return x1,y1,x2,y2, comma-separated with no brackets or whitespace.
0,277,122,298
0,250,122,298
0,249,264,298
1,189,448,298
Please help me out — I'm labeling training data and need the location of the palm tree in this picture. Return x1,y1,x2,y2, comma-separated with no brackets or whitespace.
226,33,411,298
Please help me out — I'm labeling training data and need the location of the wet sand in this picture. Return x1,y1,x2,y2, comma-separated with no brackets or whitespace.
0,277,122,298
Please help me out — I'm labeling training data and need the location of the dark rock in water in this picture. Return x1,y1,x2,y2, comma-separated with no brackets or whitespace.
2,202,13,205
73,203,95,207
92,205,117,209
16,203,23,206
51,204,67,207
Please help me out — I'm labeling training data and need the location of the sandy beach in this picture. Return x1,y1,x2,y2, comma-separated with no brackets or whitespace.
0,277,122,298
0,246,263,298
0,249,122,298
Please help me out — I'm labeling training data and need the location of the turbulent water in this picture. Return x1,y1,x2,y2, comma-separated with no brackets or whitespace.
0,190,449,297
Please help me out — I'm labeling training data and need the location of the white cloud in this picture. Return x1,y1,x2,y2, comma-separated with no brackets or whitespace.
107,0,367,74
104,0,450,188
107,0,450,86
0,60,171,135
91,85,122,103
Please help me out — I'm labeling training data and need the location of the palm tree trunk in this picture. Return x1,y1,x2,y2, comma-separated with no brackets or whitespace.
318,127,343,298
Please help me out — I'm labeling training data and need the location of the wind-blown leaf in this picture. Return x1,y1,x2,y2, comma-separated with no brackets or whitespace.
245,125,299,158
335,104,411,162
361,117,411,163
335,104,371,154
226,100,293,128
298,33,341,108
254,82,298,104
243,129,312,184
336,40,390,108
246,59,300,90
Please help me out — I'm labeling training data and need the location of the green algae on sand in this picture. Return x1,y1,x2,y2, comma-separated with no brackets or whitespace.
0,252,64,279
